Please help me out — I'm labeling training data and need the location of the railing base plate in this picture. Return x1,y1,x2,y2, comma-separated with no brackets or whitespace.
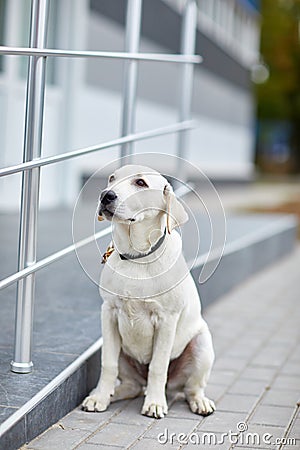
10,360,33,373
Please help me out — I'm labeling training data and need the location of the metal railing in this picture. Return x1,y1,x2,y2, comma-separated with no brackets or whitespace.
0,0,200,373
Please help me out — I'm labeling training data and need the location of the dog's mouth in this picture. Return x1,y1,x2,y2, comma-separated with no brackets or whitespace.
99,207,114,220
99,207,136,223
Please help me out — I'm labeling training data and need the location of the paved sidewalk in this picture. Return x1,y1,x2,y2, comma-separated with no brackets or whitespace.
24,247,300,450
218,180,300,212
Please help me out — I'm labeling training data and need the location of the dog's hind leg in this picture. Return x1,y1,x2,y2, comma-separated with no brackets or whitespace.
110,352,145,403
111,382,143,402
183,325,216,416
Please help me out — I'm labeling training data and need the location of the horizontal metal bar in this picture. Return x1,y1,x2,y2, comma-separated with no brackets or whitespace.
0,120,197,177
0,227,112,291
0,46,202,64
0,184,190,292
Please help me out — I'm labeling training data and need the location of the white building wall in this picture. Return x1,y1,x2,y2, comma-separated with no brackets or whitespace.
0,0,257,211
78,11,255,179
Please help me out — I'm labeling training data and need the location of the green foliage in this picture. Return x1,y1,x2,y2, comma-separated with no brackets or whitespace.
257,0,300,122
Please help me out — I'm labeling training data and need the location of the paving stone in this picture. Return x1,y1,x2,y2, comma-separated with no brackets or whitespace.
58,407,117,432
250,348,288,368
212,339,232,356
223,338,264,360
234,447,269,450
261,388,300,408
131,436,180,450
287,418,300,439
77,444,122,450
213,357,249,372
228,379,268,396
86,422,145,447
217,394,258,413
283,442,300,450
241,366,277,382
223,348,256,361
183,431,230,449
167,399,204,421
281,361,300,377
237,424,287,449
271,375,300,392
111,397,156,426
144,416,198,440
280,439,300,450
289,346,300,363
205,383,228,402
197,411,247,433
76,443,124,450
25,425,89,450
209,369,237,386
249,405,295,427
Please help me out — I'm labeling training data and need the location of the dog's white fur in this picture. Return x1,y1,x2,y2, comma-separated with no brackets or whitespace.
82,165,215,418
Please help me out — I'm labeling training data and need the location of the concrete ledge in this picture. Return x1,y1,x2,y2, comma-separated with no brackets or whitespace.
191,215,298,308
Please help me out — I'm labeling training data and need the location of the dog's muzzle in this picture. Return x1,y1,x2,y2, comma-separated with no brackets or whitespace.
100,190,117,205
98,190,117,221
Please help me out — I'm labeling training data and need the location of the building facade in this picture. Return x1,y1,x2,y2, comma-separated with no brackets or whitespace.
0,0,260,210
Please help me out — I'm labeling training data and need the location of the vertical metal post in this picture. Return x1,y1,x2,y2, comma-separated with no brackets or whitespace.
176,0,197,179
11,0,49,373
120,0,143,163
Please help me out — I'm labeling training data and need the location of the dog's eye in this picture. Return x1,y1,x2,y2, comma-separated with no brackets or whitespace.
135,178,148,188
108,175,115,183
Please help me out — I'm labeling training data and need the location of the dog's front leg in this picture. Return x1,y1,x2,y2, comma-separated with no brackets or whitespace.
82,304,121,412
142,315,179,419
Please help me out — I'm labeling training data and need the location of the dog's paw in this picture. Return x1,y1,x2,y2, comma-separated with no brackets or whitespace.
142,397,168,419
188,396,216,416
82,393,110,412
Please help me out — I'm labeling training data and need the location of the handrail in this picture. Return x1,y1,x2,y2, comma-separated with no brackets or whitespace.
0,120,197,177
0,45,202,64
0,227,112,291
0,182,190,292
1,0,199,373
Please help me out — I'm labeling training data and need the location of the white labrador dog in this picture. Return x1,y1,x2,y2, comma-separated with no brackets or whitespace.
82,164,215,418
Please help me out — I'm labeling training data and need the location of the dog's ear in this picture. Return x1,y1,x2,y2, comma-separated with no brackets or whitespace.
163,183,188,234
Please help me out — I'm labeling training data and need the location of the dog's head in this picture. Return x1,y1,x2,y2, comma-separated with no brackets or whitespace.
98,164,188,233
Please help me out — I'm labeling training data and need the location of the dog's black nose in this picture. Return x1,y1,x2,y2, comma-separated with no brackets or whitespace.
100,190,117,205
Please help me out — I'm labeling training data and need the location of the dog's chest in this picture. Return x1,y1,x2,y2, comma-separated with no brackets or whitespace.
113,297,162,363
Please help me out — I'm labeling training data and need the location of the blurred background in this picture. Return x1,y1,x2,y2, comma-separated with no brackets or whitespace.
0,0,299,216
1,4,300,444
255,0,300,175
0,0,258,207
